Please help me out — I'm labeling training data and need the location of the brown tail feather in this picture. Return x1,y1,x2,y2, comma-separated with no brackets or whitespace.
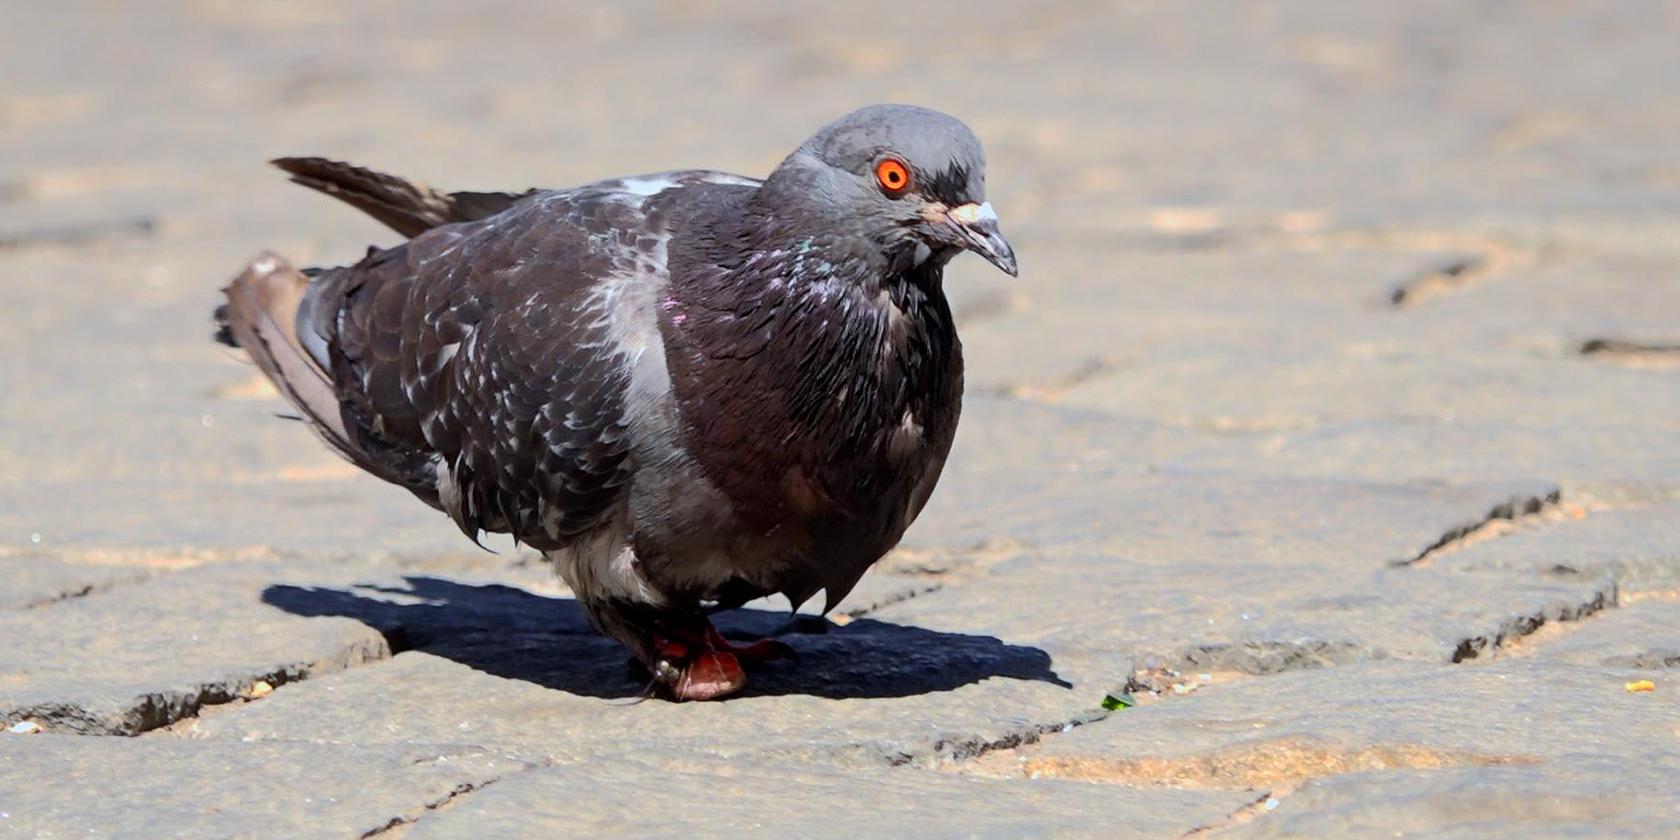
219,253,356,457
271,157,534,238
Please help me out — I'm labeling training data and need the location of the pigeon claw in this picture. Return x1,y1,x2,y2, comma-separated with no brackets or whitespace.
651,619,798,701
672,650,748,701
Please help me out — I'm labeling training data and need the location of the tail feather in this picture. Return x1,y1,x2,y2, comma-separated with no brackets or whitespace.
271,157,534,238
218,253,354,455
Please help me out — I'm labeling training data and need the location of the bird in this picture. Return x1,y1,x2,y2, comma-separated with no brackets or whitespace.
214,104,1017,700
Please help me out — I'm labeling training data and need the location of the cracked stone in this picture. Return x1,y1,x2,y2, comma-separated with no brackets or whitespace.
0,561,396,734
1418,501,1680,595
0,552,152,609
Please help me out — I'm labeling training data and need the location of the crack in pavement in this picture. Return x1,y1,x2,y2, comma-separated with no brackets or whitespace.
1181,787,1287,838
833,537,1037,623
1451,579,1618,663
1389,255,1494,307
361,771,520,838
1393,488,1587,569
884,709,1110,769
16,575,154,609
10,638,394,736
830,581,944,625
1580,338,1680,370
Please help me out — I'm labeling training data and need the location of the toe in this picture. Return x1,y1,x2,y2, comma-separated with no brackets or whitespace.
673,651,746,701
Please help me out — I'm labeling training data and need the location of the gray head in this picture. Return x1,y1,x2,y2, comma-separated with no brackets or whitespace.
762,104,1016,277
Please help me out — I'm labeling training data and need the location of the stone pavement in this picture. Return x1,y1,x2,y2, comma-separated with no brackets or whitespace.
3,1,1678,836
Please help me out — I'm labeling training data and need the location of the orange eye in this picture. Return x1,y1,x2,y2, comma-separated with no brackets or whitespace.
874,158,911,194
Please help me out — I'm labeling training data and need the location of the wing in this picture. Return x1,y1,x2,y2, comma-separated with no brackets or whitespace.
298,188,666,550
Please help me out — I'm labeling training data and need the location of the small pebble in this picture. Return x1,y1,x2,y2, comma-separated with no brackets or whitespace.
8,721,42,735
1626,679,1655,693
246,680,274,699
1264,798,1279,811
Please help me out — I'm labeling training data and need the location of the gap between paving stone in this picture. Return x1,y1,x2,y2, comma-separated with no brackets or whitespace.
0,561,431,735
1182,789,1286,838
1579,338,1680,370
1384,483,1653,662
878,709,1111,768
1394,486,1584,568
1449,579,1618,664
1387,254,1514,308
362,775,518,839
829,537,1033,624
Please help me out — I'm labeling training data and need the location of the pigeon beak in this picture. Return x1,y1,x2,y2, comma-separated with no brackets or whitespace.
945,202,1018,277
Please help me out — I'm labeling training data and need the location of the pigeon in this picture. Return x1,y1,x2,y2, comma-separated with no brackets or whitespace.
215,104,1017,700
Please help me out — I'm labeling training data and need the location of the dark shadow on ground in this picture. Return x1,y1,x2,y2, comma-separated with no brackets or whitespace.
263,575,1067,700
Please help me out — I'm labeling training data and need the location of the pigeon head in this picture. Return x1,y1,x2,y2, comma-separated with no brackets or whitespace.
761,104,1017,277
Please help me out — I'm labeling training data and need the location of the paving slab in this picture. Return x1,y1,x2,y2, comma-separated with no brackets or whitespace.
185,642,1093,769
1000,660,1679,782
0,736,520,839
0,561,395,734
881,474,1617,667
1232,757,1680,839
969,659,1680,835
1530,600,1680,670
402,755,1255,840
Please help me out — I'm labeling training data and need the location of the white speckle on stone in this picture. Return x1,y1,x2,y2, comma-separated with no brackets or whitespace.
28,532,40,544
200,414,215,428
1265,798,1279,811
7,721,42,735
1199,673,1213,683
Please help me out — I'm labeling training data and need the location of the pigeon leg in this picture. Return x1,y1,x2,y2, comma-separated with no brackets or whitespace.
650,617,797,701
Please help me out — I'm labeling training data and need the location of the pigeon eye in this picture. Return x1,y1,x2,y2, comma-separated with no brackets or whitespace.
874,159,911,195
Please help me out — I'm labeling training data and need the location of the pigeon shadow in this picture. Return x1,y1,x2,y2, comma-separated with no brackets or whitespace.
262,575,1067,700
